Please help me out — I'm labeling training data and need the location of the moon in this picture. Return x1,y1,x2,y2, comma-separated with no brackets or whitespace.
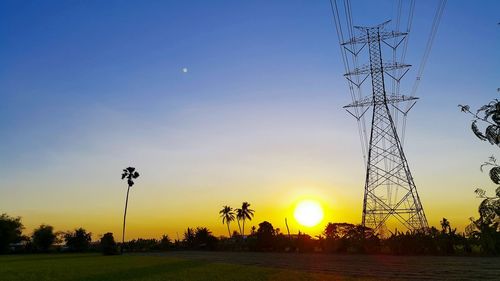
182,67,188,73
294,200,324,227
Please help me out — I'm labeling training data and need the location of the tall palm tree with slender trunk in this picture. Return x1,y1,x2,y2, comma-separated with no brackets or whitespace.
240,202,254,237
235,208,243,236
219,206,235,237
121,167,139,253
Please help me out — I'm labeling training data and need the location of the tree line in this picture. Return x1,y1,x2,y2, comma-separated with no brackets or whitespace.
1,212,498,256
0,218,94,254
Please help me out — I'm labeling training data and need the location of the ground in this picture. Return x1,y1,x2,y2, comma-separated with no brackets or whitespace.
0,252,499,281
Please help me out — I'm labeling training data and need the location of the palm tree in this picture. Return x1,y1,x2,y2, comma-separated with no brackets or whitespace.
184,227,195,248
251,226,256,235
235,208,243,236
219,206,235,237
121,167,139,253
240,202,255,237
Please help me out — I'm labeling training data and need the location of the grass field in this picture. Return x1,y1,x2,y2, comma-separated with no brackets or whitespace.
1,252,499,281
0,253,370,281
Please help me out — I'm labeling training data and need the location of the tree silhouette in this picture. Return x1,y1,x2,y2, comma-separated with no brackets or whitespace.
121,167,139,253
251,226,256,235
100,233,118,255
460,101,500,229
159,234,172,250
235,208,243,235
183,227,195,248
256,221,275,250
64,228,92,252
32,224,55,252
240,202,255,237
460,98,500,254
0,214,23,253
440,218,451,234
219,205,235,237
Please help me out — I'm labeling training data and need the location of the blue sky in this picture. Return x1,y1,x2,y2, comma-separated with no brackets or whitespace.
0,0,498,238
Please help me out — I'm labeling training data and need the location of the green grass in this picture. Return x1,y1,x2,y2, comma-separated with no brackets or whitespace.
0,253,356,281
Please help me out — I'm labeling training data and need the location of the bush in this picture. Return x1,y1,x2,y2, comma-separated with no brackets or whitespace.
32,225,56,252
0,214,24,254
64,228,92,252
100,233,118,255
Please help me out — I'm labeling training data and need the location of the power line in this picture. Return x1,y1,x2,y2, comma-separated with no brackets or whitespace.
410,0,447,98
329,0,369,165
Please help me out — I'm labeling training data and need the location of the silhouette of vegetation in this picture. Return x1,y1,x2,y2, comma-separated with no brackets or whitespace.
459,100,500,146
124,238,161,252
219,205,235,237
63,228,92,252
0,216,497,255
179,227,218,250
235,208,243,235
238,202,254,237
159,234,172,250
323,223,379,253
121,166,139,254
118,234,173,252
460,97,500,254
100,232,118,255
254,221,275,251
32,224,56,252
183,227,195,249
194,227,218,250
0,214,24,253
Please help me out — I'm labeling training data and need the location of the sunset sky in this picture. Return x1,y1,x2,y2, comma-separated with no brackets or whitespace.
0,0,498,240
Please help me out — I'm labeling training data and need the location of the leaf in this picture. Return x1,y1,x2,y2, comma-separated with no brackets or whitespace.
128,179,134,187
458,104,470,112
133,171,140,178
477,104,492,113
121,173,127,179
471,120,487,141
489,166,500,184
496,186,500,198
478,199,495,225
127,167,135,173
488,155,497,163
485,125,500,145
475,188,486,198
480,163,488,172
492,114,500,125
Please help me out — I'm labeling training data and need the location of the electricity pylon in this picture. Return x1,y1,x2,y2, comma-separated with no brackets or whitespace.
342,21,428,232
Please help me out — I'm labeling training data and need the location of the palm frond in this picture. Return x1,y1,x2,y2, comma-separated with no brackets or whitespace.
471,120,487,141
474,188,486,198
458,104,470,113
481,101,500,120
485,125,500,145
489,166,500,184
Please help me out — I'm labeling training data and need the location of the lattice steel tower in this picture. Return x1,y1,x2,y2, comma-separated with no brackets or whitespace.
342,21,428,232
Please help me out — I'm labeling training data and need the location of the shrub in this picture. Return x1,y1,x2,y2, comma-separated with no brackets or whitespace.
100,233,118,255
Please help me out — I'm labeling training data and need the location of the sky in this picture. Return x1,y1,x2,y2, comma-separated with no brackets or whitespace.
0,0,499,240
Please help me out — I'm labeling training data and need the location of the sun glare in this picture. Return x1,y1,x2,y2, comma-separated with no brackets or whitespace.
294,200,324,227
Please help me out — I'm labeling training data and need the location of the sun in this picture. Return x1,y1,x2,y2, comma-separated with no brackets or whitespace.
294,200,324,227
